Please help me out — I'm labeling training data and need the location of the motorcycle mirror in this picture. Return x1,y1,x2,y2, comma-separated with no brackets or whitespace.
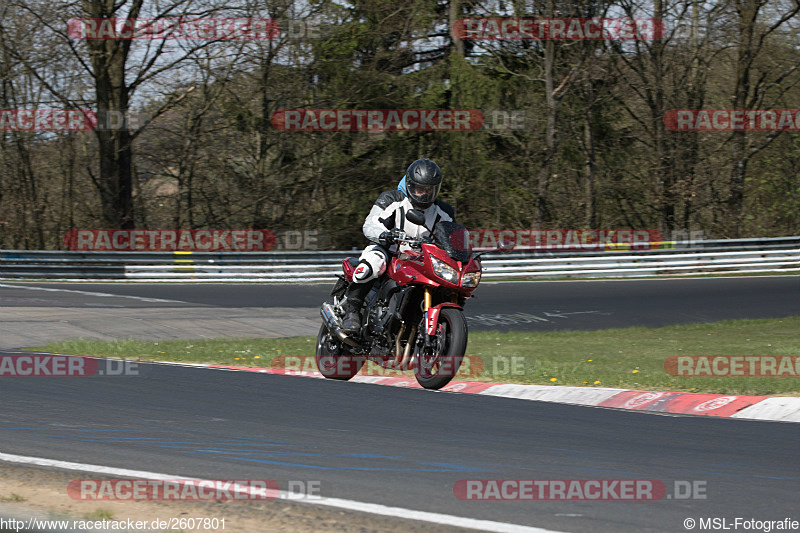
497,238,515,252
405,209,426,227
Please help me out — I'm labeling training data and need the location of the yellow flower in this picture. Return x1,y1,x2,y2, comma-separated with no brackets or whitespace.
593,380,601,384
550,378,557,382
254,356,260,359
587,359,593,362
632,370,639,373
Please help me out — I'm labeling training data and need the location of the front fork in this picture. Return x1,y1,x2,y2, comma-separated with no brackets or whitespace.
421,287,462,341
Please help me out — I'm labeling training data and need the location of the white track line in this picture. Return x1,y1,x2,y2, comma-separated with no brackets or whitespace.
0,452,567,533
0,283,185,303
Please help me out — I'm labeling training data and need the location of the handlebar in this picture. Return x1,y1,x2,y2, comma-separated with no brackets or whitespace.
395,232,433,248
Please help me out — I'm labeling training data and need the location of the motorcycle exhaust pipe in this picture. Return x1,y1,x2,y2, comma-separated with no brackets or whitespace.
400,325,417,371
320,303,360,348
393,323,407,368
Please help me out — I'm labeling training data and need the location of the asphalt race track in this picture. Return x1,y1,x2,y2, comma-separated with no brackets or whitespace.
0,275,798,332
0,362,798,532
0,276,799,532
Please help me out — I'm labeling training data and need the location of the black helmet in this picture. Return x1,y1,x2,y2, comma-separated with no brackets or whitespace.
405,158,442,209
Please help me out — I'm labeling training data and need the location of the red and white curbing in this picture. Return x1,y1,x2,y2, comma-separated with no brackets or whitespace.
167,361,800,423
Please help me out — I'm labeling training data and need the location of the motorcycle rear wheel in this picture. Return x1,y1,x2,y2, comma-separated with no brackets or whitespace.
315,324,364,380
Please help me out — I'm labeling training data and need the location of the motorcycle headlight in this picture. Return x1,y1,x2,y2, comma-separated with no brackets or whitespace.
430,256,459,284
462,270,482,287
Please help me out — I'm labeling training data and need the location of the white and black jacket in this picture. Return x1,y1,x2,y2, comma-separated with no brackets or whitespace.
362,190,455,253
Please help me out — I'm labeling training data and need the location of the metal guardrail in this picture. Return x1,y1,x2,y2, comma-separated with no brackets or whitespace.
0,237,798,282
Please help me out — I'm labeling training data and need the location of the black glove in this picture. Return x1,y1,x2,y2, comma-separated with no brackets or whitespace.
378,228,403,246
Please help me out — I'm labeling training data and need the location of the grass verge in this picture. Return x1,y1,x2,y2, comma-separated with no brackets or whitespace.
32,316,800,396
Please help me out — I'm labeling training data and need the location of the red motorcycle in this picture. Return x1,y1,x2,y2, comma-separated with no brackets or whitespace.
317,210,481,390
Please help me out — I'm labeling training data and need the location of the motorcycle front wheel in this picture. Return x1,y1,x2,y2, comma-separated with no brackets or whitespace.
414,307,468,390
315,324,364,380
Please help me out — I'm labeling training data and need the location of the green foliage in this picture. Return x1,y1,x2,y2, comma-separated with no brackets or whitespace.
35,316,800,396
1,0,799,248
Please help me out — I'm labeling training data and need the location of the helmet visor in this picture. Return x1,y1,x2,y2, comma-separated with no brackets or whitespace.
407,182,440,206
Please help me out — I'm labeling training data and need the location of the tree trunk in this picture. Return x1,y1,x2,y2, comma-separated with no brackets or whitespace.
728,0,758,238
651,0,675,234
85,0,142,229
449,0,464,57
583,90,596,228
535,0,557,227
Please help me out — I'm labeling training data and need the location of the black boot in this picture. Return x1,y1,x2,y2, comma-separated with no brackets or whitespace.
341,281,372,334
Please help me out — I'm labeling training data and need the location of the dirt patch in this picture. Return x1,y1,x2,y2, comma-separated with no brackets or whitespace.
0,463,467,533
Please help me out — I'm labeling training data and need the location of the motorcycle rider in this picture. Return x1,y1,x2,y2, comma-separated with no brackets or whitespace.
341,158,455,334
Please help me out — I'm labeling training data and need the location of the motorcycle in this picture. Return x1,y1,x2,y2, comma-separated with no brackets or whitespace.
316,209,482,390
